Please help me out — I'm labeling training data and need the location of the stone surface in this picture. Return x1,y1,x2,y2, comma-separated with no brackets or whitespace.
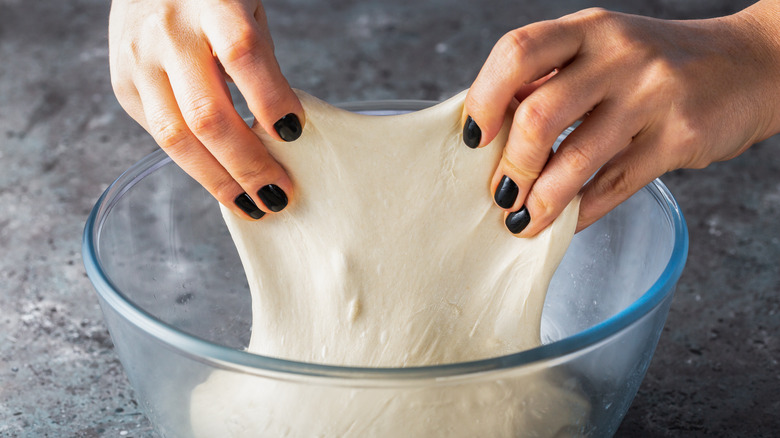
0,0,777,436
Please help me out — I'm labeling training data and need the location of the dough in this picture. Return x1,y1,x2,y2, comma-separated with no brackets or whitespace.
222,90,579,366
189,90,588,437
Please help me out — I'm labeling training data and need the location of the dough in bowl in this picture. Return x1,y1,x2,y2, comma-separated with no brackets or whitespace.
190,90,587,437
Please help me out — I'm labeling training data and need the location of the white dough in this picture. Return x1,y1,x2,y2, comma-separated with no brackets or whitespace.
189,90,588,437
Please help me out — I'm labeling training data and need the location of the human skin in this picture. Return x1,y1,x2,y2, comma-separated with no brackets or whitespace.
108,0,303,220
110,0,780,233
465,0,780,236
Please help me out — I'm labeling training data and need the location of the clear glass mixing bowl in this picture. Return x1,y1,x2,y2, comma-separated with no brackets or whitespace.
83,102,688,438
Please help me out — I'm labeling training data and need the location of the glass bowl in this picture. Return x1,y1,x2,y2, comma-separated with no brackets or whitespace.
83,102,688,437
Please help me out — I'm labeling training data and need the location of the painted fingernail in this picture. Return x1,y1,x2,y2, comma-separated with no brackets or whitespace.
463,115,481,149
257,184,288,212
494,175,519,209
506,206,531,234
234,193,265,220
274,113,302,142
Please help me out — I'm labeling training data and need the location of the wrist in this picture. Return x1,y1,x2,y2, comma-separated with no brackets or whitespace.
730,0,780,140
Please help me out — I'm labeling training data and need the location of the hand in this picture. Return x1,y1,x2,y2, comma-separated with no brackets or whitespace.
464,2,780,236
109,0,303,220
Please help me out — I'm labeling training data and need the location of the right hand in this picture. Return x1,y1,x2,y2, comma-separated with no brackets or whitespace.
464,3,780,236
109,0,304,220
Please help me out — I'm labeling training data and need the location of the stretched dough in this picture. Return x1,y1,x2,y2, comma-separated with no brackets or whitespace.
189,90,587,437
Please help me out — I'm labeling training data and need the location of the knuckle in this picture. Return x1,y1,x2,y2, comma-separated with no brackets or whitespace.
131,5,182,52
576,7,611,22
147,4,180,39
562,8,615,38
565,7,616,31
496,29,537,64
219,26,265,68
186,98,231,137
251,87,288,121
513,100,557,147
111,40,146,90
527,191,556,226
210,177,241,205
558,143,594,175
644,57,682,85
152,119,191,152
109,74,134,102
501,152,541,183
121,38,142,69
232,158,275,186
594,166,633,199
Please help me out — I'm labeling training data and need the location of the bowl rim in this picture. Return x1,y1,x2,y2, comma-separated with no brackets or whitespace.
82,100,689,380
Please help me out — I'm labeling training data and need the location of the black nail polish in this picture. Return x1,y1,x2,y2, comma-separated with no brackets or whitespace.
463,115,481,149
494,175,519,209
506,206,531,234
257,184,288,212
274,113,302,142
234,193,265,220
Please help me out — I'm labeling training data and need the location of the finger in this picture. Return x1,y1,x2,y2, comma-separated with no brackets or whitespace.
490,59,607,214
500,72,557,129
576,130,670,232
513,70,557,104
201,2,305,143
163,44,294,214
508,98,645,237
134,69,266,221
109,70,146,127
463,18,585,148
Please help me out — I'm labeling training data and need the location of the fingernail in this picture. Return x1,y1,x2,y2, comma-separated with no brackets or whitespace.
274,113,302,142
234,193,265,220
506,206,531,234
257,184,288,212
463,115,481,149
494,175,519,209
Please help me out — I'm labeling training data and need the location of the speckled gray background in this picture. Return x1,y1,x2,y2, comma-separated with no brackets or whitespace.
1,0,778,436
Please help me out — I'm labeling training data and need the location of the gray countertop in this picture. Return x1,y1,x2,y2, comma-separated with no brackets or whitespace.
1,0,777,436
